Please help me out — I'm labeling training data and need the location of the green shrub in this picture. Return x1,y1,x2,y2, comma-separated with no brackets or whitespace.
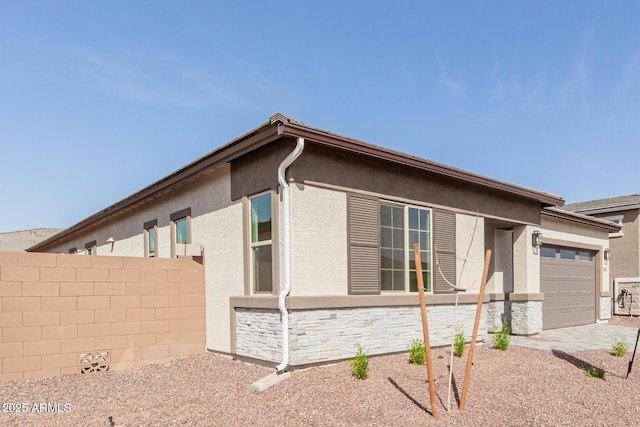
492,318,511,351
407,338,426,365
453,329,466,357
349,345,369,379
585,366,605,379
612,338,628,357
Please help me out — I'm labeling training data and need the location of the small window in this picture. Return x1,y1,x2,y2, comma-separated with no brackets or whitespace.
170,208,191,257
560,249,576,260
250,193,272,293
602,214,624,238
540,246,557,258
85,241,97,256
578,251,593,261
176,218,188,244
144,219,158,257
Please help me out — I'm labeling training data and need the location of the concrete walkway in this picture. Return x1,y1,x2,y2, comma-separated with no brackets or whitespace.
509,323,640,353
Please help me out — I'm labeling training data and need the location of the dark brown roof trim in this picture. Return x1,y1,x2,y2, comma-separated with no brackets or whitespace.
276,121,564,207
542,207,622,232
28,122,280,252
143,219,157,230
30,112,565,252
170,207,191,222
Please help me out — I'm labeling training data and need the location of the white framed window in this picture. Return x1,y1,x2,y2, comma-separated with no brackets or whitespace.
250,193,273,293
170,208,191,258
602,214,624,238
380,203,432,292
85,240,97,256
144,219,158,257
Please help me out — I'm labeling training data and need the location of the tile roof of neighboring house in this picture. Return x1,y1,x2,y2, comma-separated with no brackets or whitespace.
561,194,640,214
28,113,565,251
0,228,63,252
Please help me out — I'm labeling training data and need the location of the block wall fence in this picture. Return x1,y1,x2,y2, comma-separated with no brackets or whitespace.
0,251,205,382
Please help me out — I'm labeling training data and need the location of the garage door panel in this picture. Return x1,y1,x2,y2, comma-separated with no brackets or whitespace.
541,245,596,330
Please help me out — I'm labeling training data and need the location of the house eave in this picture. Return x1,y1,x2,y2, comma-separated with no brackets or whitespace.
276,121,564,207
542,207,622,232
28,122,280,252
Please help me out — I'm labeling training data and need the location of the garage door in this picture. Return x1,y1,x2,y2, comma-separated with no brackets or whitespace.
540,245,596,329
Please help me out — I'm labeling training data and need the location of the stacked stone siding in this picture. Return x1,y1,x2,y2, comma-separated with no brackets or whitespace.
599,296,612,320
614,280,640,316
508,301,542,335
235,309,281,361
235,304,487,366
486,301,506,333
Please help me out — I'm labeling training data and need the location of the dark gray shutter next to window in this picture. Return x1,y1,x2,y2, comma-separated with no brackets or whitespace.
433,209,456,293
348,194,380,295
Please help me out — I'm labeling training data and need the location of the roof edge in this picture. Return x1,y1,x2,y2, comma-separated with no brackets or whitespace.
28,121,280,252
542,207,622,232
277,121,564,207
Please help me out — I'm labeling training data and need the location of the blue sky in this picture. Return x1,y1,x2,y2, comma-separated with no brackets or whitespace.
1,1,639,233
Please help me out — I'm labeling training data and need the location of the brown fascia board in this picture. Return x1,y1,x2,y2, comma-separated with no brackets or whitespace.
28,122,281,252
30,113,564,251
277,121,565,207
542,207,622,232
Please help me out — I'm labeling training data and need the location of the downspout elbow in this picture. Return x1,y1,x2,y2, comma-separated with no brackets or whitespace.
275,137,305,372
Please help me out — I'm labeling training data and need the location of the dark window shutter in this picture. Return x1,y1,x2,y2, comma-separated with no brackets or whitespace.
348,194,380,295
433,209,456,293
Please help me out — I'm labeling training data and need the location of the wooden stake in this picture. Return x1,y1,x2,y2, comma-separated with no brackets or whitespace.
413,244,438,419
459,249,491,410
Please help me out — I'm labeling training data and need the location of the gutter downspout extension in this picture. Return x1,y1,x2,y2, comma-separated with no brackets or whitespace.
275,137,305,373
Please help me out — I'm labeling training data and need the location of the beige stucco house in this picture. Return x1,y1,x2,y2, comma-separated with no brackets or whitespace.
28,113,620,369
562,195,640,316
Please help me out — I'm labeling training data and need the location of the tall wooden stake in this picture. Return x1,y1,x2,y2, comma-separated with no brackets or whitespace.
413,244,438,419
459,249,492,410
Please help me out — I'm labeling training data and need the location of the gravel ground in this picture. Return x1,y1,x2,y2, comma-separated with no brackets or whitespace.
2,316,639,427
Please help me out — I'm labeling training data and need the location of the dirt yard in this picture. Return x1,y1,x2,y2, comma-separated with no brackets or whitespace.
2,316,639,426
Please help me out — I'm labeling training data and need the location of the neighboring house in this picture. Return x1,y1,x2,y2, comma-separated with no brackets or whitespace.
0,228,62,252
562,194,640,315
28,113,619,368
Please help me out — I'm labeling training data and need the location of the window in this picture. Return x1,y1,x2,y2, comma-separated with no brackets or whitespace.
250,193,272,293
85,240,97,256
380,203,431,292
602,214,624,238
540,246,557,258
170,208,191,257
348,194,447,296
144,219,158,257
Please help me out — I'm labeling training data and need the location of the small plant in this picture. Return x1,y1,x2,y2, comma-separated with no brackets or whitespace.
407,338,426,365
492,317,511,351
612,338,628,357
453,329,466,357
349,345,369,379
585,366,606,379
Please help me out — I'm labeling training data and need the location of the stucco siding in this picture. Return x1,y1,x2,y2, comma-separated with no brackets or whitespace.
199,202,244,352
513,225,541,294
455,214,485,292
290,184,348,296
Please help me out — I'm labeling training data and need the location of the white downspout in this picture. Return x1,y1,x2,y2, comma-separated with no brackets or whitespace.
275,137,305,372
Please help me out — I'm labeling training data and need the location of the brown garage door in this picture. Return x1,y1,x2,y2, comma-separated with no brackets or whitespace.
540,245,596,329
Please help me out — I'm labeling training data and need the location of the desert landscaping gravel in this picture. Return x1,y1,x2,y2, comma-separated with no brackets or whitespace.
2,316,639,426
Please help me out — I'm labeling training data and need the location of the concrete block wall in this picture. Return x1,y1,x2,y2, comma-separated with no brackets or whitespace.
235,304,487,366
0,251,205,381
